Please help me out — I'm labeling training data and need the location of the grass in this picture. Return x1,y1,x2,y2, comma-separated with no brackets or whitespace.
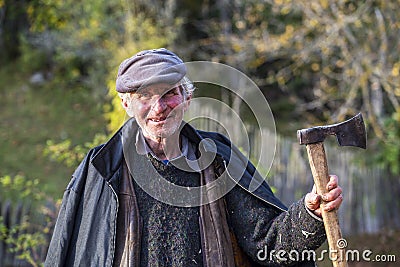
0,64,107,197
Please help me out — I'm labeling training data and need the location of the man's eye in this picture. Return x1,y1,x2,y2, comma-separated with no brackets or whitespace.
136,92,151,99
165,89,178,96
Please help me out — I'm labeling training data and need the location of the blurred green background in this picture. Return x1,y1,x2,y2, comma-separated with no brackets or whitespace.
0,0,399,266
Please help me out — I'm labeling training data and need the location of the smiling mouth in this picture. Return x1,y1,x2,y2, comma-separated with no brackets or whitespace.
148,117,168,123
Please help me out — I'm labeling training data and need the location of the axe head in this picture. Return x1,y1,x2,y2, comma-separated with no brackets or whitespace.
297,113,367,149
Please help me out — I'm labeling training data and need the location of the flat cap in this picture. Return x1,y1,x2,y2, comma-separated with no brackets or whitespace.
116,48,186,93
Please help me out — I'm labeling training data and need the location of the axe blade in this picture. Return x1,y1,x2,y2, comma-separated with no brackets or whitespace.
335,113,366,149
298,113,367,149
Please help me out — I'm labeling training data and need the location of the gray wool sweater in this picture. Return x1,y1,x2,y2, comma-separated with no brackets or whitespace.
133,156,203,267
133,155,325,267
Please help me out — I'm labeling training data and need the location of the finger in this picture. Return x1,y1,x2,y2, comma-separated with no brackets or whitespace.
305,192,321,211
326,174,338,191
322,186,343,202
323,194,343,211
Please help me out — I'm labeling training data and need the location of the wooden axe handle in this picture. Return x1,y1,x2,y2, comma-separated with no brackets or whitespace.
305,142,348,267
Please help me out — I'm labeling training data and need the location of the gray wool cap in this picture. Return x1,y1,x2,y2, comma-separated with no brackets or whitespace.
116,48,187,93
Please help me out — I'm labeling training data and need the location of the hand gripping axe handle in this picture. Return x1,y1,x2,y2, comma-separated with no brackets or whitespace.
297,113,366,267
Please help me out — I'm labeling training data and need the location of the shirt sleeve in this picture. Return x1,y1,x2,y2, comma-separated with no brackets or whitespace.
225,184,326,266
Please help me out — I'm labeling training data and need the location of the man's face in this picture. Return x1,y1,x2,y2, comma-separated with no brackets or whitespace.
123,84,190,140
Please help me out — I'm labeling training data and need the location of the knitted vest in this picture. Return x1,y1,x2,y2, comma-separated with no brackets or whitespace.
113,150,238,267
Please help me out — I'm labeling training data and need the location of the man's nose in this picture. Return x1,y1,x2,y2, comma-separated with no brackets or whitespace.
151,97,167,112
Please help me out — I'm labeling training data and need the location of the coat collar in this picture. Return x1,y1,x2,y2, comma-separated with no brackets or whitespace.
91,118,217,181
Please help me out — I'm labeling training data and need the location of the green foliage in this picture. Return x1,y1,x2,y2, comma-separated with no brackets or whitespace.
0,175,56,266
104,83,128,133
0,175,42,203
376,114,400,175
0,217,46,267
18,37,50,73
26,0,68,32
0,76,107,195
25,0,125,94
44,133,108,168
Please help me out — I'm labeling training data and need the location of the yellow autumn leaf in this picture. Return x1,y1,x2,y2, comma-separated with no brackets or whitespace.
345,69,355,77
394,87,400,97
277,76,286,85
90,19,99,28
281,6,291,15
320,0,328,9
322,66,331,75
285,25,294,34
311,63,320,72
336,60,345,68
232,43,242,53
309,19,319,28
391,63,400,77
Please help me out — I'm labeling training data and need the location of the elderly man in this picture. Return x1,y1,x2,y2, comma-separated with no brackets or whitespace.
45,48,343,267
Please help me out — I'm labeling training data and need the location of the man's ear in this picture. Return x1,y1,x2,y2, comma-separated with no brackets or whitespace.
121,97,129,109
120,93,130,110
183,94,192,111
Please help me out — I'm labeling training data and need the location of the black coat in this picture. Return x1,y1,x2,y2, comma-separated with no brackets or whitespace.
45,118,325,266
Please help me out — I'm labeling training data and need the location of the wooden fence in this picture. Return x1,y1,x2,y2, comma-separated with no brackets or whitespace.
0,199,52,267
1,200,29,267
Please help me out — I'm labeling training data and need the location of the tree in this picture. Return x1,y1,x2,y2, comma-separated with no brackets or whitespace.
0,0,29,63
175,0,400,173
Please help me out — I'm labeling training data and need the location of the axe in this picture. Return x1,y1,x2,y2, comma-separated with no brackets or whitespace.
297,113,366,267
